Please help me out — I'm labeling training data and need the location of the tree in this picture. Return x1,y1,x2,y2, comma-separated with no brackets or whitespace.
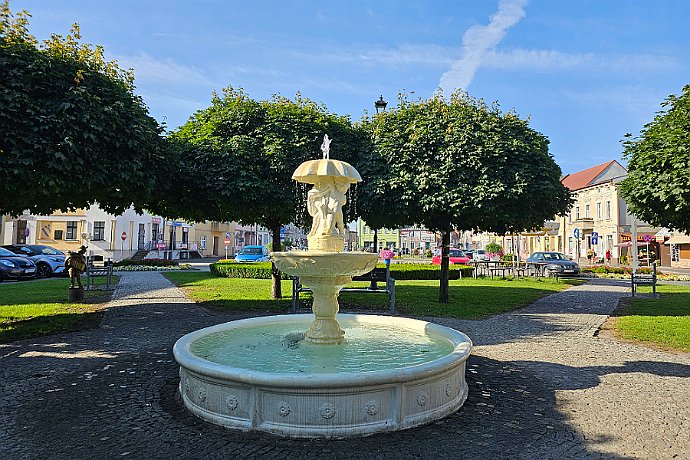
620,85,690,233
156,87,368,298
0,2,168,217
357,92,572,302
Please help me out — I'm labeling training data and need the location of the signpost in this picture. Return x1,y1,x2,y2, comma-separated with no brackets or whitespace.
573,228,580,261
121,231,127,256
591,231,598,245
224,237,231,260
644,234,652,266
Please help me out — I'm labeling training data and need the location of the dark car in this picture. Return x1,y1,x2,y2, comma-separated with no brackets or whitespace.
2,244,66,278
0,247,37,281
526,251,580,276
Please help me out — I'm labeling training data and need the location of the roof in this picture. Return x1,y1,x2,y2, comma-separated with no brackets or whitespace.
561,160,622,191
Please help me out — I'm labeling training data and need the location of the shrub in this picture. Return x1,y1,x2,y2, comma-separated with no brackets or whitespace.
210,261,291,280
382,263,472,280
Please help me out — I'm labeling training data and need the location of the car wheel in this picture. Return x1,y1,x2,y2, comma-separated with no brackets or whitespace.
36,264,52,278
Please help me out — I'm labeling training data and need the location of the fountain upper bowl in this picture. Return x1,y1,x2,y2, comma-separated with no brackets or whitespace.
272,251,378,278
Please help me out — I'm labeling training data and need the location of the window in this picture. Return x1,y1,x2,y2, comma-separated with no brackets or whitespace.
152,223,160,241
54,230,63,240
200,235,207,250
576,207,580,220
606,201,611,220
596,202,602,220
568,211,572,224
93,221,105,240
585,204,590,218
66,222,77,240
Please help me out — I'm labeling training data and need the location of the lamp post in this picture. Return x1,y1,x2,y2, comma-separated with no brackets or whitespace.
372,95,388,255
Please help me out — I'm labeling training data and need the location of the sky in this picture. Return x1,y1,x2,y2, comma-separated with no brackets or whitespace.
11,0,690,175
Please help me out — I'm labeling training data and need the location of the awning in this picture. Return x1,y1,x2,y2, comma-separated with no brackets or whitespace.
666,233,690,245
614,241,647,248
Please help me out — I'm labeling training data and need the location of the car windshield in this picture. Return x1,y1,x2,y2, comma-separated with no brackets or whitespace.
0,247,16,256
240,247,263,255
31,246,64,255
543,252,567,261
449,250,465,257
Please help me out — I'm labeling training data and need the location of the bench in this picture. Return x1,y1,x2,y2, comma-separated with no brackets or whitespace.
86,255,113,290
631,262,657,298
292,266,396,314
489,266,510,279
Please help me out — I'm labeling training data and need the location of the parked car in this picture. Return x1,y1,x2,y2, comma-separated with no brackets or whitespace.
0,247,37,281
526,251,580,276
234,245,271,263
431,248,471,265
2,244,66,278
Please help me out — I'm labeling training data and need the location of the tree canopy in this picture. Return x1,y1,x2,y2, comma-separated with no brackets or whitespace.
357,92,572,302
620,84,690,233
156,87,369,297
0,2,167,216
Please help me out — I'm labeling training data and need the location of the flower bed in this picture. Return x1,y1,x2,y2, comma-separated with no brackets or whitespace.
114,264,193,271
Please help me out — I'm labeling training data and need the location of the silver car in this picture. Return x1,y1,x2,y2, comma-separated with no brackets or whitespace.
526,251,580,276
2,244,66,278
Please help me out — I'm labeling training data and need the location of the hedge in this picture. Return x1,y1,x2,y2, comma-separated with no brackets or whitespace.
210,262,291,279
210,261,473,280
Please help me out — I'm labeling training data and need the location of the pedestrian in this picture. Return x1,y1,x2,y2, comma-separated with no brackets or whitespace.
605,249,611,265
586,247,593,264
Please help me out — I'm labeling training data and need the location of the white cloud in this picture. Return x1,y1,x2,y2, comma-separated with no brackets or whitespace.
439,0,528,93
116,53,215,86
482,49,679,73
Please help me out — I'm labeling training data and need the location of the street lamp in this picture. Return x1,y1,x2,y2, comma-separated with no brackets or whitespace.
374,95,387,114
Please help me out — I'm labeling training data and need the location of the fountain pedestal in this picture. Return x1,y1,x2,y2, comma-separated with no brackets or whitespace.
301,275,351,344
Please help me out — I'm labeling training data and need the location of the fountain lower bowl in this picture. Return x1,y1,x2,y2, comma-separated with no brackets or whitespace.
271,251,378,278
173,314,472,438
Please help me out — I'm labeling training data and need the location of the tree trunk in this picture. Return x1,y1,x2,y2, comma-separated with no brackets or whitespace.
373,229,378,252
439,229,450,304
271,223,282,299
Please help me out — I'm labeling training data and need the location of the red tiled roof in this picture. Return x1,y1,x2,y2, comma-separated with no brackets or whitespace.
561,160,618,191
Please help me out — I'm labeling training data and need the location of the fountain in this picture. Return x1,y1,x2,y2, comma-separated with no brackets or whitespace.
173,135,472,438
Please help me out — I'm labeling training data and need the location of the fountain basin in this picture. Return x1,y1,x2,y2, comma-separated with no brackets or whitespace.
173,314,472,438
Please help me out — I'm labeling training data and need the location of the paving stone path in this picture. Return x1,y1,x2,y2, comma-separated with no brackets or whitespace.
1,272,688,459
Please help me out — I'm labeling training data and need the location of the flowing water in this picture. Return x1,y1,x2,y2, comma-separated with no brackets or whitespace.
190,319,454,374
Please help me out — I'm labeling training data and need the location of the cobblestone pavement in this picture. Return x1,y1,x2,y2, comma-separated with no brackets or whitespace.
1,273,688,459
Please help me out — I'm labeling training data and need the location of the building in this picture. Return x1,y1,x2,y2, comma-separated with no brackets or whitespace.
357,219,400,251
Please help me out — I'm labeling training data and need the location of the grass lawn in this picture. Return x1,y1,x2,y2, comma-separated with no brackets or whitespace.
0,276,118,343
164,272,579,319
610,283,690,352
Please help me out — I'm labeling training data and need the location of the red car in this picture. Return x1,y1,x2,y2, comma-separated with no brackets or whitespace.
431,248,470,265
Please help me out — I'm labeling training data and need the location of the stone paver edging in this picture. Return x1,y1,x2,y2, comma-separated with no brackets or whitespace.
1,273,688,459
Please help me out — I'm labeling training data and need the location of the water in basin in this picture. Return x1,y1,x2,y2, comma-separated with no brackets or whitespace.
190,318,454,374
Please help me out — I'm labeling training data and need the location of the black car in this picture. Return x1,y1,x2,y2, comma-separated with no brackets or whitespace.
526,251,580,276
0,247,37,281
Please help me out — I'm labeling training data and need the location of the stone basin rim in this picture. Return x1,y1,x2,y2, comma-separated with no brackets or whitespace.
173,313,473,388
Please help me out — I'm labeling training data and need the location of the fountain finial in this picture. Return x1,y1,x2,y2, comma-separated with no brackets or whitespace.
320,134,332,160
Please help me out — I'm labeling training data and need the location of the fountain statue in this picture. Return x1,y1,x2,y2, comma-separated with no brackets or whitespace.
173,135,472,437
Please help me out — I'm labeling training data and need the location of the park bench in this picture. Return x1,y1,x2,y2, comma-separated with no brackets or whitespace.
631,262,657,298
86,255,114,290
292,266,396,314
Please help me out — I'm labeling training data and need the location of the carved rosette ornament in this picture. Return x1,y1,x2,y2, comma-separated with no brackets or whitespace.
277,401,291,417
417,391,429,407
445,383,453,397
364,400,380,416
320,403,336,419
226,395,238,411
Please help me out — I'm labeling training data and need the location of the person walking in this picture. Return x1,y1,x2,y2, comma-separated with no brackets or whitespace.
605,249,611,265
587,247,594,264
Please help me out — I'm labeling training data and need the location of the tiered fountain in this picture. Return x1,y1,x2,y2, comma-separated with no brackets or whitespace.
174,135,472,438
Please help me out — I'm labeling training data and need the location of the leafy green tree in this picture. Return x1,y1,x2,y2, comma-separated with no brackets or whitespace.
620,85,690,233
158,87,368,298
358,92,572,302
0,2,168,218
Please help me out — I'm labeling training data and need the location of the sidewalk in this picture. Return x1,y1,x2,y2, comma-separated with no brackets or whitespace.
1,273,688,459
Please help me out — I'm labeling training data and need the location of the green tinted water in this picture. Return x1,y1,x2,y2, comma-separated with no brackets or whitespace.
190,319,454,374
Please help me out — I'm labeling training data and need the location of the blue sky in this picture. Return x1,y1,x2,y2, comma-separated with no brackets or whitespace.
12,0,690,174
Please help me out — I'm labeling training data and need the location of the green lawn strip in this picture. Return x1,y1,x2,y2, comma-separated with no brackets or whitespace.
0,276,119,343
164,272,576,319
612,284,690,352
164,272,294,312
